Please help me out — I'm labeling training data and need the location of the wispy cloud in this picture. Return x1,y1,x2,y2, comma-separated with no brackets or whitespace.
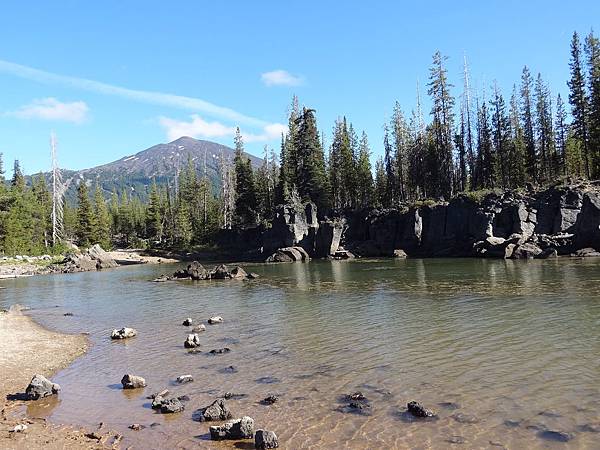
159,114,286,143
0,59,268,127
261,69,304,87
8,97,89,124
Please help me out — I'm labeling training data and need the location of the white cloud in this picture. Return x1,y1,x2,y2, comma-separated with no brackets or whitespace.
261,69,304,87
0,59,267,127
159,115,287,143
9,97,89,124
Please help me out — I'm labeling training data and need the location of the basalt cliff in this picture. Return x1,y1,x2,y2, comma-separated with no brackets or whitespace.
216,182,600,260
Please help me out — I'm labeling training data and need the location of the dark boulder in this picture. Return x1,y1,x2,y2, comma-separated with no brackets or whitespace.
121,374,146,389
407,401,436,418
210,264,232,280
25,374,60,400
255,429,279,449
537,430,574,442
209,416,255,440
160,397,185,414
193,398,232,422
511,242,543,259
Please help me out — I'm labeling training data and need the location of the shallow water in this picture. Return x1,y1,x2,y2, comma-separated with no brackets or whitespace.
1,258,600,449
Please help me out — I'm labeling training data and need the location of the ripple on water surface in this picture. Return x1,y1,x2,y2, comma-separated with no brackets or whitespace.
1,258,600,449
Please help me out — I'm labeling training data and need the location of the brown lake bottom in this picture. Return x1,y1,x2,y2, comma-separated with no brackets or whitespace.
1,258,600,449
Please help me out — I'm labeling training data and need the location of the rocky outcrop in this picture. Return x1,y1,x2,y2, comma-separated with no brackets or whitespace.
266,246,310,263
25,374,60,400
60,244,118,273
173,263,254,280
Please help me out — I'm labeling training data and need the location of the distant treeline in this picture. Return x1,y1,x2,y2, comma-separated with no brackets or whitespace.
0,30,599,255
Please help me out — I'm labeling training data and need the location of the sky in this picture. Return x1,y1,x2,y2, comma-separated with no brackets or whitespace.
0,1,598,174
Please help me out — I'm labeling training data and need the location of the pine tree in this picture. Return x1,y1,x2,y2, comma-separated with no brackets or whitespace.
31,174,51,249
76,182,96,247
427,51,455,199
356,131,374,208
232,128,257,226
585,31,600,177
509,86,528,187
94,183,111,249
554,94,568,176
490,83,511,188
11,160,25,191
568,31,590,178
278,96,300,201
146,179,163,242
374,156,387,208
383,124,395,207
520,66,537,182
475,99,493,189
391,102,410,201
295,107,330,214
534,73,555,180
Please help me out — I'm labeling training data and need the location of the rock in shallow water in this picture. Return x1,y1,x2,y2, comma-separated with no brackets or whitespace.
110,327,137,339
159,397,185,414
182,318,193,326
192,324,206,333
255,429,279,449
209,347,231,355
193,398,232,422
121,374,146,389
25,374,60,400
208,316,224,324
407,401,436,418
184,333,201,348
209,416,254,440
176,374,193,384
537,430,574,442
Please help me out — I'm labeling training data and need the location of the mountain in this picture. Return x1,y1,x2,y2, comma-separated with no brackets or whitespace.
60,136,264,202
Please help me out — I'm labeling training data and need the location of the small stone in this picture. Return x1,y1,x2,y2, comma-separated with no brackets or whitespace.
407,401,436,418
11,424,28,433
63,312,74,316
160,398,184,414
128,424,144,431
452,413,479,424
148,389,169,399
182,318,193,326
176,374,193,384
121,374,146,389
193,398,232,422
192,324,206,333
111,327,137,339
247,272,260,279
209,347,231,355
580,423,600,433
255,429,279,449
346,392,366,401
25,374,60,400
261,395,278,405
446,435,466,444
208,316,224,324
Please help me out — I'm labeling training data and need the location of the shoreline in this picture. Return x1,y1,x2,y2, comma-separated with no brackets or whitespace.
0,306,114,449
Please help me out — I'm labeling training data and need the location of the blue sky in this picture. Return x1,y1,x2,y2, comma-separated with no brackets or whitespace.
0,1,598,174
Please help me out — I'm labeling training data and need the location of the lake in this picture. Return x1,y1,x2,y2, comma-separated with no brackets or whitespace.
1,258,600,449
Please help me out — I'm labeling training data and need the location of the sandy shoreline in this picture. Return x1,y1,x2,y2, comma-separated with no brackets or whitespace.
0,306,114,449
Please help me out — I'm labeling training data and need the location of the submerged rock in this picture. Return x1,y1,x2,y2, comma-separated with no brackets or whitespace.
25,374,60,400
407,401,436,418
182,318,193,326
193,398,232,422
176,374,193,384
255,429,279,449
209,347,231,355
537,430,574,442
208,316,224,324
452,413,479,424
266,246,310,263
110,327,137,339
192,324,206,333
209,416,255,440
121,374,146,389
260,395,278,405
